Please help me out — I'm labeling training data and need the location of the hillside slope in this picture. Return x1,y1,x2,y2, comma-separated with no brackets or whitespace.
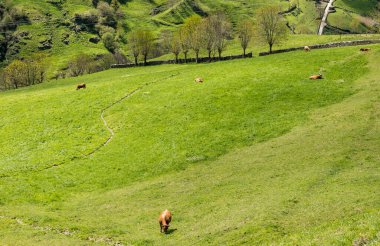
0,44,379,244
1,0,379,76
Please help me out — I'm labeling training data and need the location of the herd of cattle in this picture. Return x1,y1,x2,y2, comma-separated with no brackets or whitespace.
75,46,372,89
73,46,372,234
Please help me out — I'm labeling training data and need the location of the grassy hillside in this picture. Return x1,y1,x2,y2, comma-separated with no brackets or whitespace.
327,0,379,33
1,44,379,244
1,0,379,77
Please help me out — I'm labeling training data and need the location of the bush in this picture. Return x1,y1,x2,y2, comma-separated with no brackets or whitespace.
74,10,99,32
2,55,47,90
97,1,116,27
102,32,117,53
68,53,93,77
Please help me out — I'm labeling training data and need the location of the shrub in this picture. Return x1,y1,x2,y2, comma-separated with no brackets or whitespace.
102,32,117,53
73,10,99,32
68,53,93,77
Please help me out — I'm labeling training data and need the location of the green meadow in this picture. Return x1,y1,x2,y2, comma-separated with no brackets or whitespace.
1,43,380,244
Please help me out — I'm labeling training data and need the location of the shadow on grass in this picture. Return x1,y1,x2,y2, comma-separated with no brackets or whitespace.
165,228,177,235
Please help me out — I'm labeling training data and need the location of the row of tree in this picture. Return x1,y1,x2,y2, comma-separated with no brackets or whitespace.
0,54,46,90
127,6,289,65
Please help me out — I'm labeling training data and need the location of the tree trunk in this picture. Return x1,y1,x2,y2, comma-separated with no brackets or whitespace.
184,52,188,63
269,43,273,54
144,55,147,66
208,50,212,62
175,54,178,64
243,48,246,57
134,56,138,66
196,52,199,63
218,49,222,60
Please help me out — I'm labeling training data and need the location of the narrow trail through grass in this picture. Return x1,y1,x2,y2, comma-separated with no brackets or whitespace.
0,74,179,179
87,73,179,156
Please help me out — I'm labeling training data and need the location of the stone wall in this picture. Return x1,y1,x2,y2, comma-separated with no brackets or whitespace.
111,52,253,68
258,39,380,56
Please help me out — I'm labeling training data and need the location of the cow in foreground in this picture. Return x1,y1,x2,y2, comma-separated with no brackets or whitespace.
309,74,323,80
304,46,311,52
159,209,172,233
76,83,86,90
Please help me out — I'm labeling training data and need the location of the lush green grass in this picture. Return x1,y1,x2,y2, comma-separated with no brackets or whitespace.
1,44,380,244
334,0,378,16
328,8,369,33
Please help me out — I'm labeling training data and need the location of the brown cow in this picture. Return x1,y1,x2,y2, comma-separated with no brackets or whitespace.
360,48,371,52
76,83,86,90
304,46,311,52
159,209,172,233
309,74,323,80
195,77,204,83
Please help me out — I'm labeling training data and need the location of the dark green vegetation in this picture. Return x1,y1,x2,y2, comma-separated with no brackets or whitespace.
1,44,380,244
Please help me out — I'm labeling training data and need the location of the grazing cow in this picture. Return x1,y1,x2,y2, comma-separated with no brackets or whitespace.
76,83,86,90
195,77,204,83
304,46,311,52
309,74,323,80
360,48,371,52
159,209,172,233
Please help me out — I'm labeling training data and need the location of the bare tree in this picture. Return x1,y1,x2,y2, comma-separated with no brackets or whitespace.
238,19,254,57
255,5,288,53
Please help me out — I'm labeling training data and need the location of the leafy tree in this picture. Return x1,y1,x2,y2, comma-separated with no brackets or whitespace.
202,15,217,60
68,53,93,77
25,53,47,85
255,5,288,53
213,13,232,59
182,15,203,63
3,60,27,89
128,30,140,65
138,30,154,66
170,32,181,63
179,27,191,63
238,19,254,57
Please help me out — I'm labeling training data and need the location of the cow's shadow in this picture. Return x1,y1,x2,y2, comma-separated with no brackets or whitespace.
165,228,177,235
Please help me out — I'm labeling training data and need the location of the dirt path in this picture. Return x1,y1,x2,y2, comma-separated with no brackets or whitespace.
318,0,334,35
